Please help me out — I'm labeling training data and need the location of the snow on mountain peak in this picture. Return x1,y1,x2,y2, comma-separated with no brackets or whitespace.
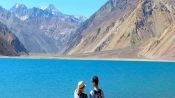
40,4,56,11
15,3,20,8
40,4,60,15
14,3,27,9
40,6,48,10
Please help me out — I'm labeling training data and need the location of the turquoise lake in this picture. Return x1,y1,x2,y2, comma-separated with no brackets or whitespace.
0,58,175,98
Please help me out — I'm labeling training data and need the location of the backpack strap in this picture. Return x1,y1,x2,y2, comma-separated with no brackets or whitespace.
93,89,102,95
94,89,101,93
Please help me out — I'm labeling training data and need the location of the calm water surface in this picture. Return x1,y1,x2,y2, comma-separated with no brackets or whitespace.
0,58,175,98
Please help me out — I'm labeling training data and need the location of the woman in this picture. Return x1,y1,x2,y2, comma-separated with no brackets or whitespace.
74,81,88,98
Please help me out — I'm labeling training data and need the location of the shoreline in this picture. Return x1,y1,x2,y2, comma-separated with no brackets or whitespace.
0,55,175,63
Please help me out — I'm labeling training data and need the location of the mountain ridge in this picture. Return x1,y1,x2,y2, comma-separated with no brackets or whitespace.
0,4,86,54
0,22,28,56
66,0,175,59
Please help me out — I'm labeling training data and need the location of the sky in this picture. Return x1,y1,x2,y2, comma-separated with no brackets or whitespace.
0,0,108,18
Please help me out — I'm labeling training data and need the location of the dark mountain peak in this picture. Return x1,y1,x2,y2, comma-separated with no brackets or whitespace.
0,6,3,10
0,6,5,12
103,0,136,11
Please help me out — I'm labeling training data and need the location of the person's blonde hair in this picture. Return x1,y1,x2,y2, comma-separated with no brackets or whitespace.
76,86,84,95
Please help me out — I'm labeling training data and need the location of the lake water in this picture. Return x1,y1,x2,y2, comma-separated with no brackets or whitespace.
0,58,175,98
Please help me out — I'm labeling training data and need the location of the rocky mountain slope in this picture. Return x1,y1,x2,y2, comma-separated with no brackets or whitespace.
0,4,85,53
0,22,28,56
67,0,175,59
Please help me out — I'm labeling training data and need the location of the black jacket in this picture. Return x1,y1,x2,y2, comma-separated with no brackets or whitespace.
79,93,88,98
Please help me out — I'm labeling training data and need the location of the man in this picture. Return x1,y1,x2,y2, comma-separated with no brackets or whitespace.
90,76,104,98
74,81,88,98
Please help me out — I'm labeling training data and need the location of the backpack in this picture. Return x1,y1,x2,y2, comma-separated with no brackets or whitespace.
93,89,102,98
79,93,88,98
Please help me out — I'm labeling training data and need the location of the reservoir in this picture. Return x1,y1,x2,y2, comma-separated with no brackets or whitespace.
0,58,175,98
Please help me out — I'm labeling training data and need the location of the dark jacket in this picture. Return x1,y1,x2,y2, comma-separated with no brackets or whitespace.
79,93,88,98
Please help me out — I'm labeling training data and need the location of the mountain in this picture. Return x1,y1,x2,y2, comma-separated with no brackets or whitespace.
0,22,28,56
0,4,86,53
66,0,175,59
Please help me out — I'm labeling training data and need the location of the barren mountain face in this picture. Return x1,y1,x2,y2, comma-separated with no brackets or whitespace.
66,0,139,54
67,0,175,59
0,22,28,56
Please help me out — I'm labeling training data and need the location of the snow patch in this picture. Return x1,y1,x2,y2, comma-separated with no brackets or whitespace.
15,3,20,8
73,15,87,21
40,6,48,10
16,15,29,21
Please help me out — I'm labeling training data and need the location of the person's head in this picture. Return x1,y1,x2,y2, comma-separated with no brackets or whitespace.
91,76,99,87
76,81,86,94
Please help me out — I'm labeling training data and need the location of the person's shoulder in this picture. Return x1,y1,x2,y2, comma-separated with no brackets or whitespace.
74,90,79,98
74,90,77,95
99,89,104,97
100,89,104,93
99,89,103,92
97,88,104,95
